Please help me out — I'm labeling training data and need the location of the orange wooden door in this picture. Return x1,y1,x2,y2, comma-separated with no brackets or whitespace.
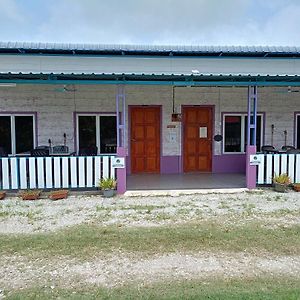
131,107,160,173
183,107,212,172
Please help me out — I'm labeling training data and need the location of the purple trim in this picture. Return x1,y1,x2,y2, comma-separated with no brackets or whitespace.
73,112,77,152
117,147,127,194
128,105,162,174
0,111,38,148
212,154,246,173
294,111,300,147
181,105,215,173
246,145,257,189
161,156,181,174
116,88,120,147
127,107,131,174
221,111,266,154
74,111,116,114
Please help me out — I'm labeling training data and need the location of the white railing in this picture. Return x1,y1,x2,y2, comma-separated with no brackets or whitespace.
256,154,300,184
0,155,116,190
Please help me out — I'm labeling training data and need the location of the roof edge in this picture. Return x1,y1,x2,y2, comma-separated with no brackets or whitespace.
1,42,300,57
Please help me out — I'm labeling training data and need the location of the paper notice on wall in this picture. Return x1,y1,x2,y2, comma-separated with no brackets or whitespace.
167,128,177,142
199,127,207,138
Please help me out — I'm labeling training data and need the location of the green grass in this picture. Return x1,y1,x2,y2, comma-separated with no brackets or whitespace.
5,277,300,300
0,221,299,258
0,209,40,220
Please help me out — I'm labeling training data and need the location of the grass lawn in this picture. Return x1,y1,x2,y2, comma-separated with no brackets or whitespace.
6,277,300,300
0,221,299,258
1,216,299,299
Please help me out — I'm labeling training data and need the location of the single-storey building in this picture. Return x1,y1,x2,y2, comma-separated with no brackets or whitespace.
0,42,300,193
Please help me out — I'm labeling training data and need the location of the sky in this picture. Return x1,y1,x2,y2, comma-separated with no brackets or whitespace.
0,0,299,46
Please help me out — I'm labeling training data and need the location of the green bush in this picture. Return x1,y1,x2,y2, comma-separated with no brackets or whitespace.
99,177,117,190
273,173,291,185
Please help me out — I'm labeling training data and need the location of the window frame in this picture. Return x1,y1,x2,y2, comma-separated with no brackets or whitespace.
222,112,264,154
0,112,36,155
75,112,117,155
295,113,300,149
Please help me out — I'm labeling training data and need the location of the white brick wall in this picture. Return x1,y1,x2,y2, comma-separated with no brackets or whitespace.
0,84,299,155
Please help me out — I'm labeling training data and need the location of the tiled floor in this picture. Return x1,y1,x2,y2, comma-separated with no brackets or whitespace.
127,173,246,190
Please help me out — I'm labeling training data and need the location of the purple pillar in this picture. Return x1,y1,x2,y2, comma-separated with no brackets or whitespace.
117,147,127,194
246,86,258,189
246,145,257,189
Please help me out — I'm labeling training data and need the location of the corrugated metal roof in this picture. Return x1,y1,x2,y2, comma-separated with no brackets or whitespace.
1,41,300,55
0,54,299,75
0,54,299,78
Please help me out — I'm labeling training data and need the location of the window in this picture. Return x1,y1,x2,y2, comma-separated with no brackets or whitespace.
223,113,263,153
77,114,117,154
0,114,35,155
296,114,300,149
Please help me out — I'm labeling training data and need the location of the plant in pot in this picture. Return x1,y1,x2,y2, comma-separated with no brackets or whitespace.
293,183,300,192
20,189,41,200
49,189,69,200
0,191,6,200
273,173,291,193
99,177,117,198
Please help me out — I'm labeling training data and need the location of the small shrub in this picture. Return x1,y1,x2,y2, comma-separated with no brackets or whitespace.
99,178,117,190
273,173,291,185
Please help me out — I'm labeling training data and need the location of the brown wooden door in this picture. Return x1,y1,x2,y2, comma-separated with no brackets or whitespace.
183,107,212,172
131,107,160,173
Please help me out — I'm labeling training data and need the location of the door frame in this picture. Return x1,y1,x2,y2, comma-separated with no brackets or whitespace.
181,105,215,173
128,105,162,174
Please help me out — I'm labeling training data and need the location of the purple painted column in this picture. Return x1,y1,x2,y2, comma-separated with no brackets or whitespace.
117,147,126,194
246,145,257,189
246,86,258,189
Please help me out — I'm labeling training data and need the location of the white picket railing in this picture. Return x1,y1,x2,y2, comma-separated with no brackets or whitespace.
0,155,116,190
256,154,300,184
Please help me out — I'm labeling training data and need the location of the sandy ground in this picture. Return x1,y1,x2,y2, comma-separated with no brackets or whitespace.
0,252,299,290
0,189,299,234
0,189,299,293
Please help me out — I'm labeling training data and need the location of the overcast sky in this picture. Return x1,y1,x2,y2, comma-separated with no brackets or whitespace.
0,0,299,46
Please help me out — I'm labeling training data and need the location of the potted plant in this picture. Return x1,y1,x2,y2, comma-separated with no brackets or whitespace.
0,191,6,200
99,177,117,198
49,189,69,200
273,173,291,192
20,190,41,200
293,183,300,192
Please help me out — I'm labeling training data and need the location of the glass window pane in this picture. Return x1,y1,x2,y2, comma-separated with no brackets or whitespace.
297,116,300,149
15,116,34,153
244,115,262,152
0,116,11,155
78,116,96,150
224,116,241,152
100,116,117,153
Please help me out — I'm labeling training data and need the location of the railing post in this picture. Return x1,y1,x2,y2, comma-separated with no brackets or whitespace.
117,147,126,194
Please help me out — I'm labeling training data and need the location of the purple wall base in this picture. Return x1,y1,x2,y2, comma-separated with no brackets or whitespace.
161,156,181,174
126,154,246,175
212,154,246,173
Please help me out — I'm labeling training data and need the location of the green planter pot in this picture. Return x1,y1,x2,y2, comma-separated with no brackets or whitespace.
274,182,287,193
102,189,115,198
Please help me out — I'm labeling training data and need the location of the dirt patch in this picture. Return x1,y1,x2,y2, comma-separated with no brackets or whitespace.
0,190,299,234
0,252,299,291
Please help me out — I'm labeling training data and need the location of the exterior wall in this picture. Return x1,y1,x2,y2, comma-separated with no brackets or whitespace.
0,84,299,174
0,84,116,151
